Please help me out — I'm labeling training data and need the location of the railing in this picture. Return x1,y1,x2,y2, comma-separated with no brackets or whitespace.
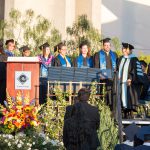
47,81,106,105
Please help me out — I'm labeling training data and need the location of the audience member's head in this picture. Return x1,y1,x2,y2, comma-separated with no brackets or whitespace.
78,88,90,102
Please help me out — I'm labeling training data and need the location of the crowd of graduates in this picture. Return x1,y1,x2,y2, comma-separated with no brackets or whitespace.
0,38,150,150
0,38,150,117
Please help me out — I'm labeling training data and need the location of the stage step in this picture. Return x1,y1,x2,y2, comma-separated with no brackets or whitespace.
122,119,150,125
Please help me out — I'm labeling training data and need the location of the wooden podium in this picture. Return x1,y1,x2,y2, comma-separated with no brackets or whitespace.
6,57,40,105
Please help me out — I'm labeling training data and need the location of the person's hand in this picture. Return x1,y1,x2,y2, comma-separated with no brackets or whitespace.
127,79,132,86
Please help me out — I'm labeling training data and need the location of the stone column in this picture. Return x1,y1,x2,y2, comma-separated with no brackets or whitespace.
0,0,5,19
4,0,15,19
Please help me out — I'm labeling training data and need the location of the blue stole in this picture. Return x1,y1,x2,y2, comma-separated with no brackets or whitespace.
99,50,116,70
77,55,93,68
57,54,71,67
4,50,14,57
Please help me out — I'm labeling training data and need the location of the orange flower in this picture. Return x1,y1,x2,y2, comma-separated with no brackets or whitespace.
26,118,31,123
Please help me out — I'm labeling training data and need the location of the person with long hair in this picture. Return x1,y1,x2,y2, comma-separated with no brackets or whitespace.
38,42,54,77
73,42,93,68
63,88,100,150
53,42,71,67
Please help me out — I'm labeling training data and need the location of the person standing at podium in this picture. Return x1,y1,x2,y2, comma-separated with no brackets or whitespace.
53,42,71,67
4,39,16,57
73,42,93,68
38,42,54,77
19,46,31,57
93,38,117,111
0,42,7,105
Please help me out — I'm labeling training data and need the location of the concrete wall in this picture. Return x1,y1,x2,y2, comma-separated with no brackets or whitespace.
0,0,5,19
3,0,101,39
101,0,150,55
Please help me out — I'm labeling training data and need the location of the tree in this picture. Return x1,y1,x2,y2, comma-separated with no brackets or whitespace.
66,15,102,56
2,9,61,56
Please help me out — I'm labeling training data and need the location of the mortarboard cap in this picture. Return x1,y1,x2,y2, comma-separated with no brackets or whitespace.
140,60,147,68
123,123,140,141
136,126,150,141
100,38,111,44
5,39,15,45
19,45,30,52
39,42,50,50
54,43,61,52
122,42,134,50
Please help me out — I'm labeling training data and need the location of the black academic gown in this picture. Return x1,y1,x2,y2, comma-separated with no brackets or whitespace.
93,51,117,109
117,56,146,110
147,64,150,76
73,57,88,67
53,55,62,67
53,55,71,67
140,73,149,100
0,62,6,105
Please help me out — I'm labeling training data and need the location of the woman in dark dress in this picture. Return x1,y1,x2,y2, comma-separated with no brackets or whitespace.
73,42,93,68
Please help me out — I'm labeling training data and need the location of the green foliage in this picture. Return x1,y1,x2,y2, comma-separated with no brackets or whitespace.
97,100,118,150
89,83,119,150
3,9,61,55
66,15,101,55
39,85,68,143
138,53,150,63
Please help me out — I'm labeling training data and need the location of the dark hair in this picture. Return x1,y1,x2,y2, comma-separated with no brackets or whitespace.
78,88,90,101
148,64,150,76
79,42,91,57
58,43,66,51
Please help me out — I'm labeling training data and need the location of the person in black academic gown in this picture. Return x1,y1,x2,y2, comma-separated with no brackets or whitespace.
139,60,149,100
53,42,71,67
93,38,117,111
4,39,16,57
0,42,7,105
117,43,146,118
73,42,93,68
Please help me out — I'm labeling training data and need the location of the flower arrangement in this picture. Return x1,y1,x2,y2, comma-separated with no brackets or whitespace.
0,91,40,134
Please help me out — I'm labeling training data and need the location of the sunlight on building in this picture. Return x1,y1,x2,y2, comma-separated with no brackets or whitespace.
126,0,150,6
101,4,118,24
